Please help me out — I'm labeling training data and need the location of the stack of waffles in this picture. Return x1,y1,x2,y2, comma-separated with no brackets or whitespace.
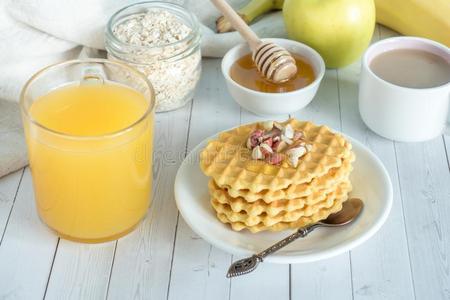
200,119,355,233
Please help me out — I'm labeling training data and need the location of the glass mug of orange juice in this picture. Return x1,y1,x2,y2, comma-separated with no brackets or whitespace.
20,59,155,243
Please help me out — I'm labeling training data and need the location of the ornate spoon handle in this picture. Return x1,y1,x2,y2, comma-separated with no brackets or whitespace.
226,223,322,277
256,224,319,260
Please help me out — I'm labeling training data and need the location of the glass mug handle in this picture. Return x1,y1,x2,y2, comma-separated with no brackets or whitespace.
80,65,105,86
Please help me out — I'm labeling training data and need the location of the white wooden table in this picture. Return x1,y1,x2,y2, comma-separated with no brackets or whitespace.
0,25,449,300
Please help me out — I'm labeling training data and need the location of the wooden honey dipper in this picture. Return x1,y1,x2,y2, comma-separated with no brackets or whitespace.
211,0,298,83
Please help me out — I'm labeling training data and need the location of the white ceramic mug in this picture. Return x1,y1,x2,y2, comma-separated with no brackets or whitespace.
359,37,450,142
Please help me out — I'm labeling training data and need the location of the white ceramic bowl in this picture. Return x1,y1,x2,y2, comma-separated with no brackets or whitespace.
222,38,325,116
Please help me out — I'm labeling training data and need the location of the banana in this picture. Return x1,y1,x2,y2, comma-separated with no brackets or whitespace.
216,0,450,48
216,0,284,33
375,0,450,47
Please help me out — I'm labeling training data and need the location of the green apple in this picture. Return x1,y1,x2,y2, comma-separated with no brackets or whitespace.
283,0,375,68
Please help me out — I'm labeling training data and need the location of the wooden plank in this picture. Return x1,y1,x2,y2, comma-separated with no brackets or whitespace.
291,254,352,300
0,169,23,241
168,59,240,300
169,218,232,300
229,262,290,300
444,135,449,169
106,102,192,300
239,104,290,125
337,25,415,299
185,59,242,152
293,69,341,130
395,139,450,299
0,168,58,299
292,68,342,125
291,68,353,300
44,240,116,300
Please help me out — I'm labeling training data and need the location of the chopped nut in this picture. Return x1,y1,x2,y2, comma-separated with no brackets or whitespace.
262,121,274,131
306,144,313,152
287,154,299,168
262,128,281,140
265,152,284,165
248,129,264,149
289,139,305,149
273,121,284,130
283,124,294,139
286,146,307,167
254,129,265,136
247,121,307,166
260,143,273,156
252,146,263,160
262,137,273,147
246,137,252,149
293,131,304,141
292,146,307,157
275,140,288,152
272,140,279,150
281,135,293,145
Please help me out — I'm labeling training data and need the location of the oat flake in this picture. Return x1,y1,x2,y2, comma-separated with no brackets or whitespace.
110,9,201,112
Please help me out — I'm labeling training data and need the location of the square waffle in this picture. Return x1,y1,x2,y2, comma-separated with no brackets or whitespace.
219,153,354,203
210,181,352,228
209,179,352,217
200,119,352,193
199,119,355,233
216,195,346,233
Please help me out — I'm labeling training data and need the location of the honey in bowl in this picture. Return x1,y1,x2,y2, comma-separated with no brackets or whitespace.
230,53,315,93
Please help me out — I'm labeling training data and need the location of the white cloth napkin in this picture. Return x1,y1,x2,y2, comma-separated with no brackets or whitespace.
0,0,285,178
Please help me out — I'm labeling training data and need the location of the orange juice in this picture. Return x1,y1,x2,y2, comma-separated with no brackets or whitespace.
24,83,154,243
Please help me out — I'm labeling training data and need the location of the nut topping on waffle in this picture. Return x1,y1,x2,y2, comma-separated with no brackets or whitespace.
245,121,312,167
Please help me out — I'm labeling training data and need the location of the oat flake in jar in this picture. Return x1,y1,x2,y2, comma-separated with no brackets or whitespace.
106,1,201,112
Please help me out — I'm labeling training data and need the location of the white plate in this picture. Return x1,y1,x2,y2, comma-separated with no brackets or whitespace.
174,131,393,264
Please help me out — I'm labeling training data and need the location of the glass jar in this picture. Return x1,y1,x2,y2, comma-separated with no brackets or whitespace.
105,1,202,112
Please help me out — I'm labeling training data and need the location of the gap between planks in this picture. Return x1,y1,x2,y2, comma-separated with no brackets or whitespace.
0,168,25,247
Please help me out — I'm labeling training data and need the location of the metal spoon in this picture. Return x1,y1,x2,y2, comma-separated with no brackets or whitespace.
226,198,364,278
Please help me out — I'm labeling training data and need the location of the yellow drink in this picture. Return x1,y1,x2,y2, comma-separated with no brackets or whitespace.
24,82,154,243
